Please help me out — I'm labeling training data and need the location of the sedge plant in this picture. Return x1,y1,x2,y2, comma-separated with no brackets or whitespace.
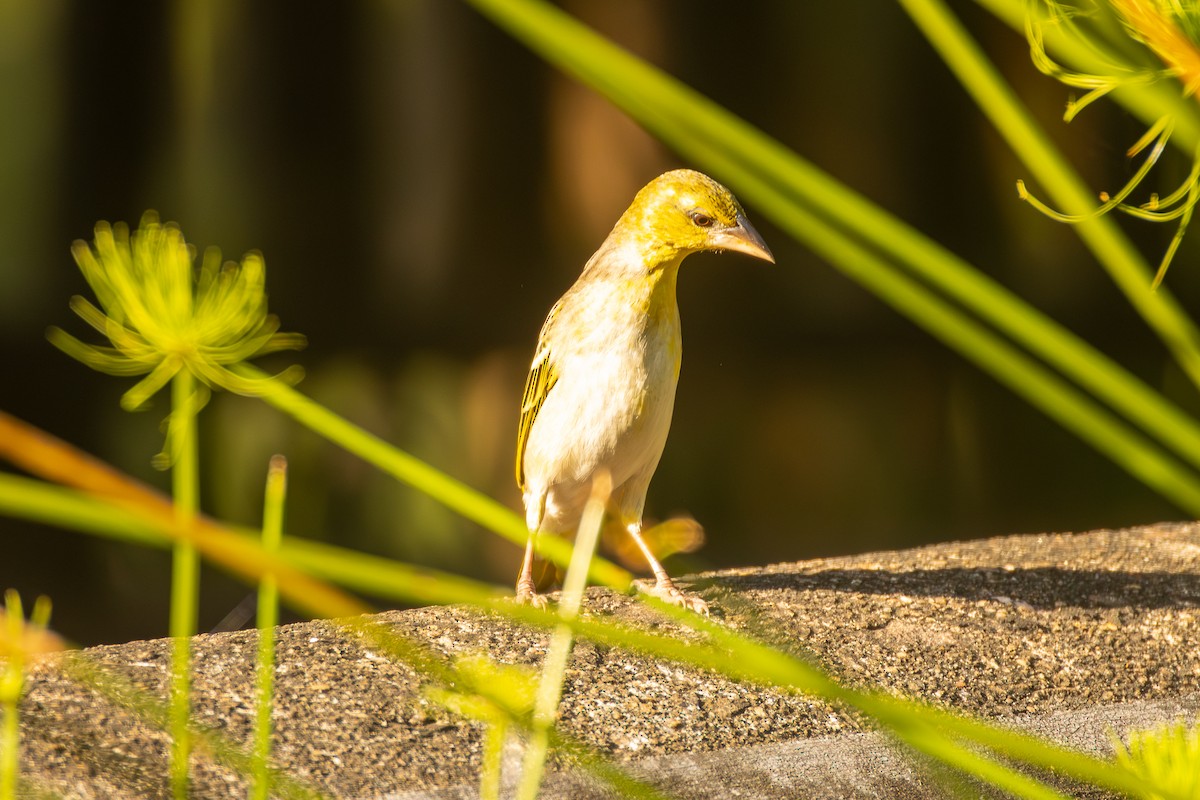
48,213,305,797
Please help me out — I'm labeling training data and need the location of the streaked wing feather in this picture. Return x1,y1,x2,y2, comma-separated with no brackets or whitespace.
516,303,562,490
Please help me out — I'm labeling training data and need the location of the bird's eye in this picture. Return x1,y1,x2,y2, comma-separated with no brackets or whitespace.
688,210,715,228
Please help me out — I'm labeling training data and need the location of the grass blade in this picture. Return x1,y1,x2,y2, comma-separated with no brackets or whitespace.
168,371,200,798
252,456,287,800
517,471,611,800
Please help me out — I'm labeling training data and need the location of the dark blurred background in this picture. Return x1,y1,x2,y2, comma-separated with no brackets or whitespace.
1,1,1196,646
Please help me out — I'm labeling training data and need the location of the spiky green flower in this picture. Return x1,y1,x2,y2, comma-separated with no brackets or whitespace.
1022,0,1200,287
49,211,306,412
1112,719,1200,800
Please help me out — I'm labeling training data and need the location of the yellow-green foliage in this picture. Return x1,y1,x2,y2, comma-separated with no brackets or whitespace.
1114,720,1200,800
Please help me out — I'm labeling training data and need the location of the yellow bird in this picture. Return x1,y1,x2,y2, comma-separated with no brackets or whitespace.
515,169,774,613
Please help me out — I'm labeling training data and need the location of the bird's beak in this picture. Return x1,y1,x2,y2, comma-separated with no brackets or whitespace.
709,213,775,263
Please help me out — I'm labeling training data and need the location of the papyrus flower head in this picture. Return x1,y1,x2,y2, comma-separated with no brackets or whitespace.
1023,0,1200,287
49,212,305,411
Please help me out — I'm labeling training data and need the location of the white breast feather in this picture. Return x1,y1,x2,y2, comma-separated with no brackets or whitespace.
523,272,681,531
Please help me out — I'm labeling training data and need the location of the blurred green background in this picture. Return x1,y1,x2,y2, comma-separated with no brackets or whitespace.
1,1,1195,646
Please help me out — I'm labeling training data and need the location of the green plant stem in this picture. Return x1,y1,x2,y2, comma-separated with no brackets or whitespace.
0,473,162,547
252,456,286,800
885,715,1075,800
903,0,1200,394
516,473,609,800
169,369,200,799
0,592,23,800
479,720,507,800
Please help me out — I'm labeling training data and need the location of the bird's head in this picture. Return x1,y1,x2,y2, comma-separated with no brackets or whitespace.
615,169,775,268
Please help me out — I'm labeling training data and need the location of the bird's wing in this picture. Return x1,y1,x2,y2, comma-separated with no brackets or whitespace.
516,302,562,491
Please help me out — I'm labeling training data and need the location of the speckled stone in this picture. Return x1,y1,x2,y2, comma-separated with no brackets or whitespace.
13,521,1200,798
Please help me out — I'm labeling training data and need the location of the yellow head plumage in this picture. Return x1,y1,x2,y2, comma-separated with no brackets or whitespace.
601,169,774,271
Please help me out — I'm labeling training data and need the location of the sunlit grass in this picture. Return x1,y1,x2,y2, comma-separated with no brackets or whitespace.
46,214,308,798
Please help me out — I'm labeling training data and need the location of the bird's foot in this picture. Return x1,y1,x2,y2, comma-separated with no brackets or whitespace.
513,584,551,610
635,577,709,616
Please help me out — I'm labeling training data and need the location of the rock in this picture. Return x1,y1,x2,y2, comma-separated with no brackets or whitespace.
14,521,1200,798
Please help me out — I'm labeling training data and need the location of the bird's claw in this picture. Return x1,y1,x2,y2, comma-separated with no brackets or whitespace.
513,586,551,610
635,579,710,616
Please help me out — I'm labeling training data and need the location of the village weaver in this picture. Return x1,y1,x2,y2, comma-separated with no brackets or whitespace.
514,169,774,614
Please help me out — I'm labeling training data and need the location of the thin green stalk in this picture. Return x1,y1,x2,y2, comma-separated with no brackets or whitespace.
252,456,287,800
887,717,1075,800
1,591,23,800
0,473,163,548
169,369,200,799
903,0,1200,391
852,692,1176,800
516,472,610,800
479,719,508,800
238,365,525,535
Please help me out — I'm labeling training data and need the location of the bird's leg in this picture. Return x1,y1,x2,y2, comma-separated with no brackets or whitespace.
514,532,549,609
626,522,708,615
